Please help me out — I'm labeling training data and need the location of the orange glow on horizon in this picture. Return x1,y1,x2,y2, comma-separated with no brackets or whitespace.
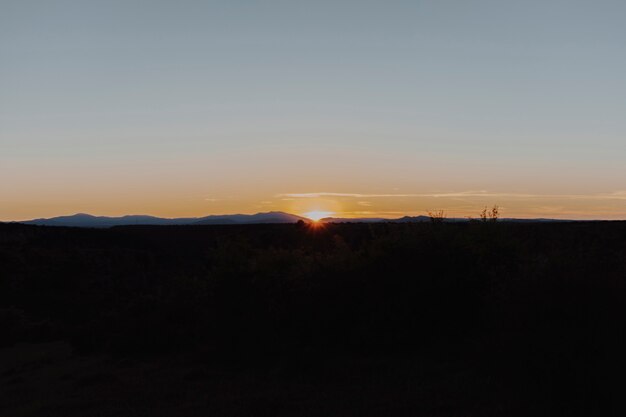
303,210,334,221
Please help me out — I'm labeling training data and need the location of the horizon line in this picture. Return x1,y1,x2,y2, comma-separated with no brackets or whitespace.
5,210,626,224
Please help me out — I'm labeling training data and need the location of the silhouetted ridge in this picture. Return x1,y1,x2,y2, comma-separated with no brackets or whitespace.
20,211,574,228
21,211,308,227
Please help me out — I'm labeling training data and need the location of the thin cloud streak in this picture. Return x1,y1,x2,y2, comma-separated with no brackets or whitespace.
277,191,626,201
278,193,419,198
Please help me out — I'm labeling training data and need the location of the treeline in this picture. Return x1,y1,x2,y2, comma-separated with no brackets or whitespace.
1,221,625,414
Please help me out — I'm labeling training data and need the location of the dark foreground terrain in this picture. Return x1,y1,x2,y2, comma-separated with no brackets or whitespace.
1,221,625,416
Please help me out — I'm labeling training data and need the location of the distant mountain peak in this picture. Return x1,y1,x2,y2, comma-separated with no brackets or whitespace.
22,211,309,228
19,212,569,228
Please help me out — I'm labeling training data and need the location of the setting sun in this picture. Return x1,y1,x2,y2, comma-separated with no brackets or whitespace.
304,211,334,222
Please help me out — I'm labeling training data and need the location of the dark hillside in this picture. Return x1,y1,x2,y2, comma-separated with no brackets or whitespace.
1,221,625,416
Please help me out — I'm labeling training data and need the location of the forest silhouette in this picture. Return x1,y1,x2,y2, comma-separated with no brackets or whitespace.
1,220,625,416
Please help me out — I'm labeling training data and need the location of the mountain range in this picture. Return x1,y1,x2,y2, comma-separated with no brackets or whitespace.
15,212,569,228
20,212,308,228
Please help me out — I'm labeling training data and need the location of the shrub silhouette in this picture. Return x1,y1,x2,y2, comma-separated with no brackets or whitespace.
479,205,500,222
428,210,446,223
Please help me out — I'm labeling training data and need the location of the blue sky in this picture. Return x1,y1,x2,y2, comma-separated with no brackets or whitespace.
2,1,625,220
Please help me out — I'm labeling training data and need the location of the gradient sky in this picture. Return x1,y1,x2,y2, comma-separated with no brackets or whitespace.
2,0,625,221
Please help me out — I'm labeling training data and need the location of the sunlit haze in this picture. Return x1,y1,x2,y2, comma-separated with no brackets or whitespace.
304,211,335,222
2,1,625,221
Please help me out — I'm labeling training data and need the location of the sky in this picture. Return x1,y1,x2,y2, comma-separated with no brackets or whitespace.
2,0,625,221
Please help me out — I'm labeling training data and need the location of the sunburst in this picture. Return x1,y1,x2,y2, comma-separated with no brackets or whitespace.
304,210,334,222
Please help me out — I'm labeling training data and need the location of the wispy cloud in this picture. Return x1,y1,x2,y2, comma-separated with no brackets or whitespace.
337,211,407,217
278,192,422,198
277,191,626,201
